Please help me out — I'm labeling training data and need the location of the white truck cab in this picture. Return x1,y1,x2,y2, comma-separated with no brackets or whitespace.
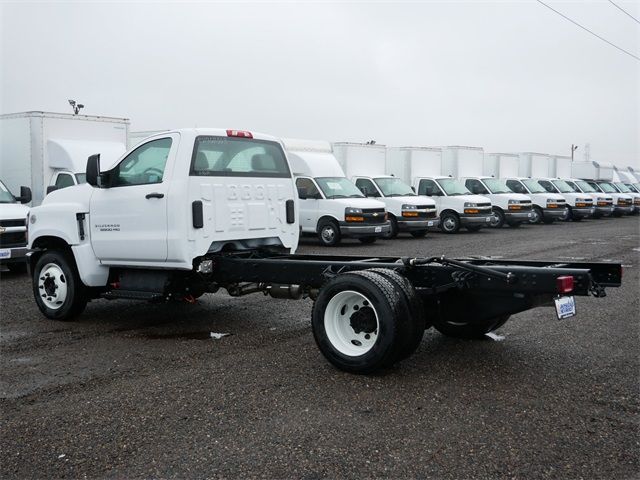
563,178,614,218
503,177,567,224
534,178,595,221
611,170,640,214
0,179,32,272
460,176,532,228
584,180,633,216
284,139,389,246
413,176,493,233
351,175,438,238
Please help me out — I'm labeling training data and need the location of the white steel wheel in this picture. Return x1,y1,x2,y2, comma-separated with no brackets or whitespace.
37,263,68,310
324,290,380,357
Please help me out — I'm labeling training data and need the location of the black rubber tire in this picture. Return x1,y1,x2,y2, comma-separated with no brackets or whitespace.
465,225,483,232
440,212,460,234
7,262,27,273
529,206,543,224
317,219,341,246
311,270,413,374
562,206,573,222
490,208,505,228
32,250,88,321
383,216,398,239
359,237,377,244
433,315,511,339
366,268,427,360
506,221,522,228
409,229,428,238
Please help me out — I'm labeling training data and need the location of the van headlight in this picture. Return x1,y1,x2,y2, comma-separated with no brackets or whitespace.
508,199,518,204
345,207,363,215
401,204,418,210
464,202,477,207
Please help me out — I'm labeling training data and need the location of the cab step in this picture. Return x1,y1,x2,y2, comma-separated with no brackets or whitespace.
101,290,164,301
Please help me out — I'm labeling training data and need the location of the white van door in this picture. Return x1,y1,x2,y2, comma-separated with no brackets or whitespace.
295,177,320,232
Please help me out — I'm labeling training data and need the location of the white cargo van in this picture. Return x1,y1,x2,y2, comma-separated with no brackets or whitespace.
387,146,493,233
332,142,438,238
562,179,614,218
611,169,640,214
503,177,567,224
571,161,633,216
0,111,129,206
0,179,31,272
284,139,390,246
461,177,533,227
534,178,595,221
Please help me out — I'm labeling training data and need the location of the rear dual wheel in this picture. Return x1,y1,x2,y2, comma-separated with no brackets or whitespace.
312,269,425,374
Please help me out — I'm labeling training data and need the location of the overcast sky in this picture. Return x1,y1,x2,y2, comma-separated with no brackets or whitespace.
1,0,639,167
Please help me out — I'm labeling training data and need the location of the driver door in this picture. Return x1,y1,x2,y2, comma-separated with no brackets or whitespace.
89,134,179,264
295,177,320,233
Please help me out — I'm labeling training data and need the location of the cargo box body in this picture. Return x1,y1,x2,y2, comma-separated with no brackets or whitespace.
484,153,520,178
332,143,386,178
550,155,572,179
519,152,552,178
571,161,614,181
386,147,443,184
441,146,484,178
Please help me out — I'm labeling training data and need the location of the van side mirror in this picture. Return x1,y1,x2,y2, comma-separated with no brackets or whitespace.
18,186,32,204
46,185,58,195
86,154,101,187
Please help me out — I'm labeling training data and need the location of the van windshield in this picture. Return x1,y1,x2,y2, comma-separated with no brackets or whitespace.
522,179,546,194
315,177,364,199
75,173,87,184
576,180,596,193
0,180,16,204
551,180,575,193
436,178,470,196
614,182,631,193
598,182,617,193
482,178,511,194
374,177,415,196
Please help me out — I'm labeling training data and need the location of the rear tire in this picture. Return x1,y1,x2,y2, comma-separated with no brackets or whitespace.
440,212,460,234
409,229,428,238
317,219,341,246
433,315,510,339
32,250,88,321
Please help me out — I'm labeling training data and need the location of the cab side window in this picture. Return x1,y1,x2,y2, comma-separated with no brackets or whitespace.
538,180,555,193
296,178,321,199
355,178,379,197
111,138,172,187
55,173,75,189
506,180,526,194
465,179,488,195
418,179,441,196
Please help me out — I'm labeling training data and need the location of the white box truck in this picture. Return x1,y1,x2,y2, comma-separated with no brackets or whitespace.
612,168,640,214
332,142,438,238
0,111,129,206
550,155,572,179
519,152,552,178
283,138,390,246
483,153,520,178
571,161,633,216
387,146,493,233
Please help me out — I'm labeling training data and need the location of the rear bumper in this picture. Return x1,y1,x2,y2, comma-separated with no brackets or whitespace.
505,211,532,221
572,207,595,219
542,208,567,219
0,246,29,264
459,214,493,226
397,218,440,231
339,222,391,238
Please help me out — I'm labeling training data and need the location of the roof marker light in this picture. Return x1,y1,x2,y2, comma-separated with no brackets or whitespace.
226,129,253,138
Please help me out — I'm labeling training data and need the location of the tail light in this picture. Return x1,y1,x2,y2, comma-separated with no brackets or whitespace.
226,129,253,138
556,276,574,294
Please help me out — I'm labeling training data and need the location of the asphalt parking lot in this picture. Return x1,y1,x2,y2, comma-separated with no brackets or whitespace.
1,217,638,479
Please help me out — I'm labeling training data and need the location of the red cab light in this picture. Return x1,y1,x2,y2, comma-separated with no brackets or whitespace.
226,129,253,138
556,275,574,294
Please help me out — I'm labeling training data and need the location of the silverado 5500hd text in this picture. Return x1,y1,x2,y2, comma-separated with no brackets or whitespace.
26,129,622,374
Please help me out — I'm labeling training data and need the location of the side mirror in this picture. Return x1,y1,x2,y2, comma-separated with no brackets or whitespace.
297,187,308,200
18,186,32,204
86,154,101,187
46,185,58,195
411,186,416,193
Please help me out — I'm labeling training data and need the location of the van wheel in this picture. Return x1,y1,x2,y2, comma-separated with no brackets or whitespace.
410,229,427,238
490,208,505,228
359,237,376,244
317,220,341,246
561,207,572,221
383,217,398,239
33,250,88,320
433,315,510,339
311,270,417,374
529,206,543,224
440,212,460,233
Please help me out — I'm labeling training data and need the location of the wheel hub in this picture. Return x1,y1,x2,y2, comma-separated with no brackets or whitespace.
38,263,68,310
322,227,335,241
349,306,377,334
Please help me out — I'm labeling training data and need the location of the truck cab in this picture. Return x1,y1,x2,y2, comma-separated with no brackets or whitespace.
351,175,438,238
563,178,614,218
535,178,595,221
413,176,493,233
584,180,633,216
610,179,640,214
461,176,532,228
503,177,566,224
0,179,31,272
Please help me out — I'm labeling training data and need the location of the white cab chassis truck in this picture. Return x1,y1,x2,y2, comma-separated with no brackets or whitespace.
26,129,622,374
503,177,567,224
461,177,532,228
0,111,129,206
332,142,438,238
0,179,32,272
284,139,390,246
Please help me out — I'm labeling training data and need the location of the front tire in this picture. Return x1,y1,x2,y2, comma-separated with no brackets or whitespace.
490,208,505,228
529,206,543,224
33,250,88,320
382,216,398,239
317,220,341,246
440,212,460,234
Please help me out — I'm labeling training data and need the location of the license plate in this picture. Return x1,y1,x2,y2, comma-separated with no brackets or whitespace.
0,249,10,259
375,226,382,233
485,217,491,222
554,296,576,320
427,221,434,227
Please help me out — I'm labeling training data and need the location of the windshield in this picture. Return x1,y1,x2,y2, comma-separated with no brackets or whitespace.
598,182,617,193
614,182,631,193
315,177,364,199
436,178,471,196
522,179,546,194
576,180,596,193
75,173,87,184
634,183,640,192
482,178,511,194
374,177,415,197
0,180,16,203
551,180,575,193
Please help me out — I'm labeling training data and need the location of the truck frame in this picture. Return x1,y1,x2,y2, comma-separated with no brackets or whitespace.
26,128,622,374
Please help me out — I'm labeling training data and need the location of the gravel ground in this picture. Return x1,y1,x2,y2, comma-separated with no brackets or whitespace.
1,217,638,479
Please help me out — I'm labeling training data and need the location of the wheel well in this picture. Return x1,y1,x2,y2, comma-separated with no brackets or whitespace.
492,206,504,213
440,209,459,218
317,215,339,229
29,236,72,270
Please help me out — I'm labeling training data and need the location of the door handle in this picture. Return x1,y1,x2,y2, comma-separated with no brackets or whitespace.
145,192,164,199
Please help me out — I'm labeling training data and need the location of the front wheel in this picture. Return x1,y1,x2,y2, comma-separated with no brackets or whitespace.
317,220,341,246
409,229,428,238
529,206,543,224
382,216,398,239
490,208,505,228
440,212,460,234
32,250,88,320
433,315,510,339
